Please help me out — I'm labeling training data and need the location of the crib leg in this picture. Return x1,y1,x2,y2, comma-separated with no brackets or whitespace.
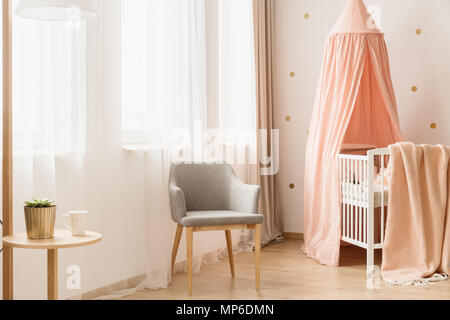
366,246,374,277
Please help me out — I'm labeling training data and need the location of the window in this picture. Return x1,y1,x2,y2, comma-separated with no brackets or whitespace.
12,0,86,155
121,0,207,148
218,0,256,135
121,0,256,151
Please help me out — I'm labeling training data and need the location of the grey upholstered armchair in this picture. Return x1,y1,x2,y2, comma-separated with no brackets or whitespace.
168,163,263,295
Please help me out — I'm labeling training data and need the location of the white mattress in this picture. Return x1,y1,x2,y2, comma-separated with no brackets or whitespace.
373,186,388,207
341,182,388,208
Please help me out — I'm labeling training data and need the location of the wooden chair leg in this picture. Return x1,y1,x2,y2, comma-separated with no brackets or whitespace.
186,227,194,295
171,225,183,272
254,224,262,290
225,230,235,277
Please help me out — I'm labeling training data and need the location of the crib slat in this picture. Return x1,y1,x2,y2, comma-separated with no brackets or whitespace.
358,159,362,242
340,158,344,237
343,157,346,237
364,161,367,244
381,155,385,244
339,157,341,235
343,158,347,237
355,159,358,241
343,157,346,238
351,159,354,239
346,159,349,238
347,159,350,238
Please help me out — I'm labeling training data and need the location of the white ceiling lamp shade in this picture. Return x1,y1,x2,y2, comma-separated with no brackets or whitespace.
16,0,95,21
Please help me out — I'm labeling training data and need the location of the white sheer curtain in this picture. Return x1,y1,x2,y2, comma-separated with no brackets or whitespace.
218,0,256,137
216,0,258,188
0,0,257,299
122,0,207,149
3,1,87,299
12,3,87,219
12,0,87,207
13,3,86,155
119,0,246,295
122,0,257,154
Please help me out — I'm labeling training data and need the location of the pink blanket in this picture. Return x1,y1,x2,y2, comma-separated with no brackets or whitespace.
382,142,450,285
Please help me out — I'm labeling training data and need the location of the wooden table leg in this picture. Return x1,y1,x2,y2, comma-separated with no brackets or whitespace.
2,247,13,300
47,249,58,300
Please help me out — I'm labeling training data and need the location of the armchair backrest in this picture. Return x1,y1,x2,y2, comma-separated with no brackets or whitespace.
169,163,235,211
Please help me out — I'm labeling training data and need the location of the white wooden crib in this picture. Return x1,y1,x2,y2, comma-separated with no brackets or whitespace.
338,148,390,275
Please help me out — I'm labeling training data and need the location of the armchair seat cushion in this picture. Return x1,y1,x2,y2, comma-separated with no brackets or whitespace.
181,210,264,227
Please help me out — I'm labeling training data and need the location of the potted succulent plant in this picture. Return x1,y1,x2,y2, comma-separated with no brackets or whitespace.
24,198,56,239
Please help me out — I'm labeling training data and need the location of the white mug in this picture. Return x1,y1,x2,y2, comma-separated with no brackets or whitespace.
64,211,88,236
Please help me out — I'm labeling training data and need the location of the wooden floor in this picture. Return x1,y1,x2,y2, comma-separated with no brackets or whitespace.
119,240,450,300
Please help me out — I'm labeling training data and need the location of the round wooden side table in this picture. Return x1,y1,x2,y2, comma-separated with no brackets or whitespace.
3,229,102,300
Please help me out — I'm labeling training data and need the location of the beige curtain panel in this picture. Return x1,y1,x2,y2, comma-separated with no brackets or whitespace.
253,0,283,245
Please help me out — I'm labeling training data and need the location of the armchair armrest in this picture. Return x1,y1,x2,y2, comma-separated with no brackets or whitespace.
229,176,261,214
169,184,187,224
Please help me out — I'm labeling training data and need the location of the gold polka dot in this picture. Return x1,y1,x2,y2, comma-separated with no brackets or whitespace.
430,122,437,129
285,115,292,123
289,72,296,78
415,28,422,35
411,86,418,93
307,130,310,135
304,13,310,19
289,183,295,189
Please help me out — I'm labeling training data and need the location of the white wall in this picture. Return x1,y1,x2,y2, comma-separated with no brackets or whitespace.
274,0,450,233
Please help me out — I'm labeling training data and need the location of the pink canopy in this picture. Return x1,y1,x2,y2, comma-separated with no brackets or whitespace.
302,0,404,266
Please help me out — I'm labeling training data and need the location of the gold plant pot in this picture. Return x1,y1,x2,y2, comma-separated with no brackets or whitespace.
24,206,56,239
